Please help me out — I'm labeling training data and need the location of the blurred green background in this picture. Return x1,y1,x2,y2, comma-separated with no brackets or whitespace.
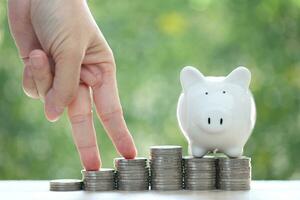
0,0,299,180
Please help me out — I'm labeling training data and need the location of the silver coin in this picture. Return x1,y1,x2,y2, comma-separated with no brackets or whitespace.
185,186,216,190
117,173,149,178
152,159,181,163
83,182,115,186
50,185,83,189
218,172,251,176
116,166,148,170
82,168,115,175
151,166,182,171
151,175,182,179
218,162,251,166
151,185,182,190
151,168,182,172
185,180,215,184
150,158,182,162
84,187,115,191
183,156,216,161
218,156,250,160
49,179,83,191
50,187,82,191
151,148,182,157
151,180,182,185
118,184,149,191
150,145,182,151
83,180,114,184
185,164,215,169
117,169,149,173
50,179,82,186
151,164,182,168
185,175,216,179
115,157,147,162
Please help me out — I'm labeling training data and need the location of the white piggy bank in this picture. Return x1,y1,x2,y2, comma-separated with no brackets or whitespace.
177,66,256,158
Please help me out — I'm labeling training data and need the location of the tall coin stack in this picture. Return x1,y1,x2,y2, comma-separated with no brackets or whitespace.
150,145,183,190
217,157,251,190
81,169,115,191
115,157,150,191
183,156,216,190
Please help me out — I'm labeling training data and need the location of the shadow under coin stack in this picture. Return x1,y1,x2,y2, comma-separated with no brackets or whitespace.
183,156,216,190
150,145,183,190
81,168,115,191
217,157,251,190
115,157,149,191
50,179,83,191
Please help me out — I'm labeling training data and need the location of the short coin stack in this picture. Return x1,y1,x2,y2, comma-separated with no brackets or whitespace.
50,179,83,191
183,156,216,190
81,168,115,191
217,157,251,190
150,145,183,190
115,157,149,191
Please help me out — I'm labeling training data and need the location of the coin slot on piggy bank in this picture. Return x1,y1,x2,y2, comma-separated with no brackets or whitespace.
177,66,256,158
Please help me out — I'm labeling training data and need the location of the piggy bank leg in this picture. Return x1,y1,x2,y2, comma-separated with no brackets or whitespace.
189,144,207,157
224,147,243,158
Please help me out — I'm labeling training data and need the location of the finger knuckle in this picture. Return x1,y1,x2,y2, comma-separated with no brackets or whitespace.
33,72,51,82
56,88,77,105
101,62,116,78
53,40,84,61
91,73,103,90
99,108,123,123
70,113,91,125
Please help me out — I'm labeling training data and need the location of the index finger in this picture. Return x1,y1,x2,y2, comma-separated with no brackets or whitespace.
68,83,101,170
88,63,137,159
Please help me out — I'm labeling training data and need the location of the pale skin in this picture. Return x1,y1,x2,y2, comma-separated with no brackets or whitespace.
8,0,137,170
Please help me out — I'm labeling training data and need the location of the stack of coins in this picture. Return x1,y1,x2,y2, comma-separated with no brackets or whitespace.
82,168,115,191
115,157,149,191
183,156,216,190
50,179,83,191
150,145,183,190
217,157,251,190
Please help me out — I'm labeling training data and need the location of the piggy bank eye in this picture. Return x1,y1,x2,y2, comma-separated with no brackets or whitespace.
205,92,208,95
222,91,226,94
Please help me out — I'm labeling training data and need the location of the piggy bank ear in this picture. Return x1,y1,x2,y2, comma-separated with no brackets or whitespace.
225,66,251,89
180,66,205,92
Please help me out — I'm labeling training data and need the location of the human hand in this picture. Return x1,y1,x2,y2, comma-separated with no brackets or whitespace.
8,0,136,170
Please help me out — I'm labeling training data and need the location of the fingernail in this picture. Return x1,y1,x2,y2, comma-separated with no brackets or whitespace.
46,105,64,122
30,55,43,69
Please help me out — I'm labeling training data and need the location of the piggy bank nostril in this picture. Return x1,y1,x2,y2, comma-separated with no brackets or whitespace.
220,118,223,125
208,117,211,125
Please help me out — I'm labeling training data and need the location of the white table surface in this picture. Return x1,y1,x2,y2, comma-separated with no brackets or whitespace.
0,180,299,200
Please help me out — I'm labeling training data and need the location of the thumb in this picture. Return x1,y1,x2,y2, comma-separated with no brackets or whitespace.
44,49,83,122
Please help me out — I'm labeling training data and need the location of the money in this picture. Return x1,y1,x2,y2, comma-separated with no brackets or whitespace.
81,168,115,191
115,157,149,191
217,156,251,190
183,156,216,190
49,146,253,192
49,179,83,191
150,145,183,190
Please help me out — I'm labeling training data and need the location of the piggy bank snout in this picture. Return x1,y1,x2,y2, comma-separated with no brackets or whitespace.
198,108,231,133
